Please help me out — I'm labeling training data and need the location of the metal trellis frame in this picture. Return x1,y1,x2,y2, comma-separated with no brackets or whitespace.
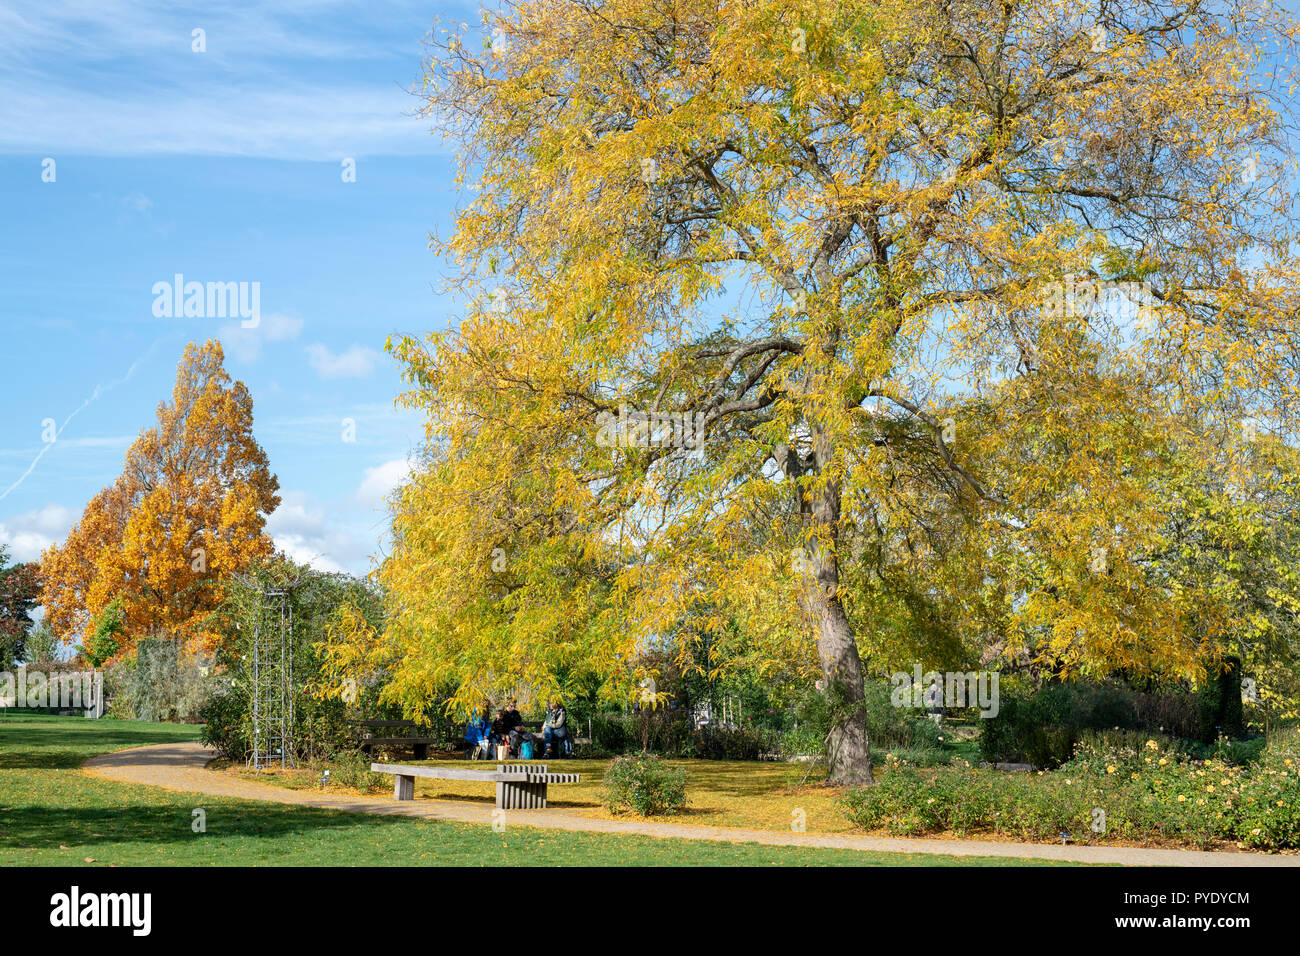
250,585,295,770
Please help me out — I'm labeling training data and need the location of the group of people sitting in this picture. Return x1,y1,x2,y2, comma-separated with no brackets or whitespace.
463,698,569,760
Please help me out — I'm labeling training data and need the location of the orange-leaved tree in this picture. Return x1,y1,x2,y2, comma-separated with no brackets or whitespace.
41,340,280,656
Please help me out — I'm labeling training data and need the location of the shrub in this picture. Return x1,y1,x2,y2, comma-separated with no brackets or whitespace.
980,681,1206,768
779,720,825,757
297,709,357,762
589,712,777,759
602,754,687,816
1131,686,1201,739
103,659,138,721
106,639,216,723
1197,656,1245,743
683,724,768,760
1065,729,1187,774
587,684,951,763
590,713,635,754
791,680,949,764
199,686,250,760
328,750,387,793
842,726,1300,850
199,680,354,764
136,638,214,722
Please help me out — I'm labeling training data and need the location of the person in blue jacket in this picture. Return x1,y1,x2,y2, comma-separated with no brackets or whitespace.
463,699,493,760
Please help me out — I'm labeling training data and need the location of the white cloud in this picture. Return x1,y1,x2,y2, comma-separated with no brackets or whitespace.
274,536,349,575
266,490,365,574
356,457,411,509
1,85,431,160
0,504,78,561
306,343,381,379
121,192,153,214
220,311,304,363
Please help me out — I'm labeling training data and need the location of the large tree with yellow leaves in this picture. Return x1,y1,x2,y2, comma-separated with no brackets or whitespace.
371,0,1300,783
42,341,280,656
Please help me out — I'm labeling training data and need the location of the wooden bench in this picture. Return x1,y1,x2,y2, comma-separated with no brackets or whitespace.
355,720,441,760
371,763,580,809
515,720,589,755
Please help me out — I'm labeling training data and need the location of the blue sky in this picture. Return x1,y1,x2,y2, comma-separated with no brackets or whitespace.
2,0,1298,581
0,1,486,575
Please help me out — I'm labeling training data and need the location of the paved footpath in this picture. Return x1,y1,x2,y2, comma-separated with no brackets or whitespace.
83,742,1299,867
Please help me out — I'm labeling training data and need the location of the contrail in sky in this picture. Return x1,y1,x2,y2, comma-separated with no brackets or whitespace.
0,338,168,503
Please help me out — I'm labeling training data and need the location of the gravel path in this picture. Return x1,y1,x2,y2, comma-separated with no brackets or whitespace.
82,742,1299,867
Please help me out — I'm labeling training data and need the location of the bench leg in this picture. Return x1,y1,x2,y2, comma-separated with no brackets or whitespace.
413,742,428,760
496,780,548,809
394,773,415,801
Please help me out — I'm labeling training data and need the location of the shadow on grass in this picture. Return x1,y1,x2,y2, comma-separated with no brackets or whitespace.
0,750,102,770
0,800,412,850
0,718,201,769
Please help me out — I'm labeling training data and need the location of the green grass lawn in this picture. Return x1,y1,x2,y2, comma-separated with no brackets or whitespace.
0,714,1078,866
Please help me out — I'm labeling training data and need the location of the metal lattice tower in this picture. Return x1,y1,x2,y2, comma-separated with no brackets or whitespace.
250,586,295,770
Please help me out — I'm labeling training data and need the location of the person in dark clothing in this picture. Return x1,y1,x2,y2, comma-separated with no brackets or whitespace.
501,699,528,756
501,700,523,729
490,707,513,756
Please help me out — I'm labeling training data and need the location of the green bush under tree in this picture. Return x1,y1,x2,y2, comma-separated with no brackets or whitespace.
601,754,687,816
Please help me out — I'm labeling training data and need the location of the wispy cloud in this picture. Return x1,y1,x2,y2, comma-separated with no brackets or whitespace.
306,342,382,379
121,192,154,214
0,0,444,159
221,311,304,363
0,435,134,458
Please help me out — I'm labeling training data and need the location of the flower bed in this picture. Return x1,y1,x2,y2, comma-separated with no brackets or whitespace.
840,729,1300,850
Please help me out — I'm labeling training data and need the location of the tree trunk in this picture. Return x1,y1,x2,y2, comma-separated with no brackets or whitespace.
810,579,874,785
778,429,875,787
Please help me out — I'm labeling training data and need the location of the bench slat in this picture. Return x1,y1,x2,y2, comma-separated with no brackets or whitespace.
372,765,509,781
357,737,440,745
370,763,580,784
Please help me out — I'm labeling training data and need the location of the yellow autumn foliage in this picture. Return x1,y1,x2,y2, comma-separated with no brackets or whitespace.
362,0,1299,781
